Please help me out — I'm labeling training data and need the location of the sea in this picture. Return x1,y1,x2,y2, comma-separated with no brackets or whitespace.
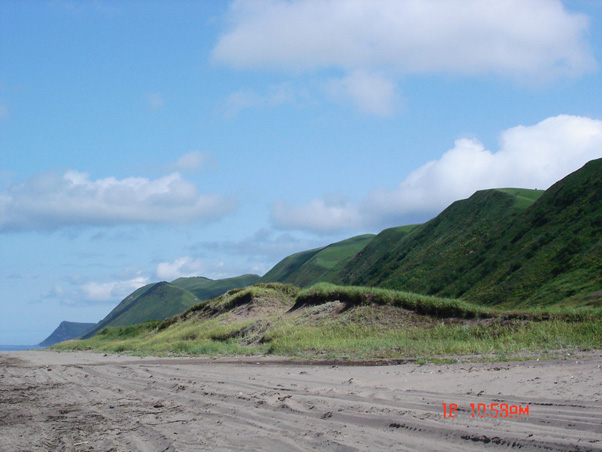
0,345,45,352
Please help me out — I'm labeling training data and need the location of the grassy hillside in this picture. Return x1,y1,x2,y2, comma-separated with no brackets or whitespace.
82,282,201,339
56,283,601,360
171,274,261,299
261,234,375,287
496,188,545,210
335,189,542,296
333,224,420,284
338,159,602,307
464,159,602,306
260,247,326,283
83,274,262,339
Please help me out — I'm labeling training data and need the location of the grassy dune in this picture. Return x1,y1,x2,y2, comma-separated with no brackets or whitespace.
54,283,602,361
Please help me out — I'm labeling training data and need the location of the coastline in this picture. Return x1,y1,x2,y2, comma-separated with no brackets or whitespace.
0,345,45,352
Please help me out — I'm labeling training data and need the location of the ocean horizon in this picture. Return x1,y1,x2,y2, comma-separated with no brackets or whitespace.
0,345,45,352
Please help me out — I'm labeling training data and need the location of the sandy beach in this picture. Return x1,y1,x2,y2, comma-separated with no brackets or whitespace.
1,350,601,451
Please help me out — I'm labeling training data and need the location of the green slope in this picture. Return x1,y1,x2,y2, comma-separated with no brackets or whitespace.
260,247,325,283
463,160,602,306
171,274,261,299
335,189,542,294
261,234,375,287
82,282,202,338
333,225,420,284
339,159,602,307
495,188,545,211
83,274,262,339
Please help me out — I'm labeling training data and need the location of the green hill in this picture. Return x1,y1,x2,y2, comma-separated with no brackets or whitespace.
261,234,375,287
82,282,201,338
463,159,602,306
83,274,261,339
335,189,543,296
259,247,324,283
337,159,602,307
39,321,96,347
171,274,261,299
334,225,420,284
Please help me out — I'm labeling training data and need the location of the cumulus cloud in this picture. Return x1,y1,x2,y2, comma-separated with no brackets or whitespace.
80,276,149,303
165,151,216,173
0,170,237,232
214,0,594,78
155,256,223,281
214,0,594,115
271,115,602,233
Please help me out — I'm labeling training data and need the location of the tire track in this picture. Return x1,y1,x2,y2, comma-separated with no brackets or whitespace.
1,351,601,451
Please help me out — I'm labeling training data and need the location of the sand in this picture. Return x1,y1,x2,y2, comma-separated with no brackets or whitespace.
1,350,601,451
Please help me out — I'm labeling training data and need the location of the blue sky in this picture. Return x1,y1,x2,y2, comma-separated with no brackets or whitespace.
2,0,602,344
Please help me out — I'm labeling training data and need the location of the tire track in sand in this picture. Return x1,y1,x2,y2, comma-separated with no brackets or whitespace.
1,351,601,451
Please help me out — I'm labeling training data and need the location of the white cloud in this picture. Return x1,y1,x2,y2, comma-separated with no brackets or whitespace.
214,0,593,116
42,269,150,305
0,170,237,232
325,70,398,116
271,115,602,233
166,151,216,173
214,0,594,78
80,276,149,303
155,256,221,281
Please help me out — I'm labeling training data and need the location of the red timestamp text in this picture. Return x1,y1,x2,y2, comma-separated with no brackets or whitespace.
442,402,529,419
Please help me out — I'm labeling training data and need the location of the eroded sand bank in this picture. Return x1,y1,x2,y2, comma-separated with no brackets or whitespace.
1,350,601,451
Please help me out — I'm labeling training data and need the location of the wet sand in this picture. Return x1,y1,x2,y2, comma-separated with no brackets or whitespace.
1,350,601,451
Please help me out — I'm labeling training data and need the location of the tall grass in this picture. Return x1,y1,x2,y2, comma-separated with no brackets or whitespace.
297,283,602,321
261,317,602,359
54,283,602,360
295,283,496,318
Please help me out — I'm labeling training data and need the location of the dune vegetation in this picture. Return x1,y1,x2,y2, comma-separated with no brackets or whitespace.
54,283,601,361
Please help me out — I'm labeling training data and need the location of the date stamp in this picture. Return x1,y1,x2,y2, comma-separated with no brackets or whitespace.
442,402,529,419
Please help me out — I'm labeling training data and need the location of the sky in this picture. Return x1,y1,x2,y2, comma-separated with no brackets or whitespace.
2,0,602,344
